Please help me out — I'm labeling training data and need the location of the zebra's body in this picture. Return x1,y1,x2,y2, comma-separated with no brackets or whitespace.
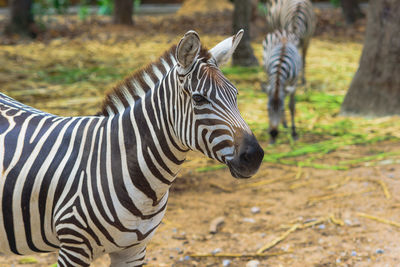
0,31,264,266
0,93,173,265
265,0,316,84
262,30,302,143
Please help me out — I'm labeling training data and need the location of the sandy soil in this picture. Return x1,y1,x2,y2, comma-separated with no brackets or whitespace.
1,140,399,267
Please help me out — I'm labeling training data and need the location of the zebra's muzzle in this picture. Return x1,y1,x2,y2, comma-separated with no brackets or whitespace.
227,133,264,179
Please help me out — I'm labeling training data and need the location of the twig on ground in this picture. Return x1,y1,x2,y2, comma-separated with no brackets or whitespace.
295,165,303,180
209,182,233,193
352,177,391,199
209,216,225,234
238,176,294,189
357,212,400,228
190,251,291,258
257,214,346,253
372,168,391,199
289,180,312,190
307,187,374,205
256,224,300,254
377,180,391,199
301,217,327,229
329,214,345,226
324,176,351,190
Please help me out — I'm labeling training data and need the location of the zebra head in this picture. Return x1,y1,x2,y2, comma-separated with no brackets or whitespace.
173,30,264,178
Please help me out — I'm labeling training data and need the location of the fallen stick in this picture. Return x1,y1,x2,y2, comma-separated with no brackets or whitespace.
295,165,303,180
256,224,300,254
352,178,391,199
209,182,232,193
238,176,294,189
324,176,351,190
377,180,391,199
190,251,291,258
289,180,312,190
329,214,345,226
209,216,225,234
307,187,374,205
301,217,327,229
357,212,400,228
257,215,345,254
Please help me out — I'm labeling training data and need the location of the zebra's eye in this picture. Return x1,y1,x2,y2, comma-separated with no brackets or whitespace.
192,94,208,104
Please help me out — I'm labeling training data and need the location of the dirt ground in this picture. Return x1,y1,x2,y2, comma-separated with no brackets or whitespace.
1,139,400,267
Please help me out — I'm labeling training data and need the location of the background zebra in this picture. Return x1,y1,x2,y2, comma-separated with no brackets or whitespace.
262,30,302,144
265,0,316,84
0,30,264,266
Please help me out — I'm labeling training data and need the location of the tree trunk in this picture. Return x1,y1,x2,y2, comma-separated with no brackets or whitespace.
340,0,363,25
5,0,36,37
340,0,400,116
232,0,259,67
113,0,134,25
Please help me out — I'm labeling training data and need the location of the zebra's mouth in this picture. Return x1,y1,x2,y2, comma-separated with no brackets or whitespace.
227,162,252,179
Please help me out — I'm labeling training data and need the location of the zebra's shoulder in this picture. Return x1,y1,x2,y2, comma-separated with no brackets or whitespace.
0,92,54,116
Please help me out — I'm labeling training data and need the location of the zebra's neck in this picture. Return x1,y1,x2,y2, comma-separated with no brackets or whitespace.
109,69,189,205
100,46,178,116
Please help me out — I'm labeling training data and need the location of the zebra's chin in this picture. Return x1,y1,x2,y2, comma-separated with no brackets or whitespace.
227,160,263,179
227,163,253,179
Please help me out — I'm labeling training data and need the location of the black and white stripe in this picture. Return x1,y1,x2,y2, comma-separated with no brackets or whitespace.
262,30,302,143
265,0,316,84
0,30,263,266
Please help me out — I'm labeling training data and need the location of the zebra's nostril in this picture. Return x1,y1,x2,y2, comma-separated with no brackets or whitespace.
239,145,259,164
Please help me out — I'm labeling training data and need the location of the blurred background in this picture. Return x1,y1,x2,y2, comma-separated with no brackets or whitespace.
0,0,399,266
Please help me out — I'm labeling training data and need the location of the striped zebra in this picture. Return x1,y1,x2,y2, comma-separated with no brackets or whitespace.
262,30,302,143
265,0,316,84
0,30,264,266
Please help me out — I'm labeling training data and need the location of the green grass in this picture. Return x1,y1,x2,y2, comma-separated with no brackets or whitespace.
35,66,123,85
18,257,39,264
222,66,261,76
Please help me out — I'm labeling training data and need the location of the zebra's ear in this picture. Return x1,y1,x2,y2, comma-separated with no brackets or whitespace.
176,30,201,71
209,29,244,66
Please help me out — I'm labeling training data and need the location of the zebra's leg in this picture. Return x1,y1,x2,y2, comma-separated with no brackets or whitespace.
289,92,298,140
282,110,288,128
109,246,147,267
301,41,309,86
54,204,94,267
57,246,91,267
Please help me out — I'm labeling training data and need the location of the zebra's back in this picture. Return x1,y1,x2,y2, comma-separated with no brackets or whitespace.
263,31,302,90
266,0,316,42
